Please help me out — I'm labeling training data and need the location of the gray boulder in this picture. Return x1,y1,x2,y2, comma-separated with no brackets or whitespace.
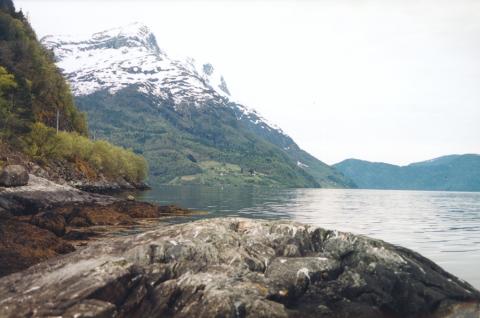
0,165,29,187
0,218,478,318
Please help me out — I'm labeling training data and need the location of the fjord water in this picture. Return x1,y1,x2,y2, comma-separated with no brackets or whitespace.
137,186,480,289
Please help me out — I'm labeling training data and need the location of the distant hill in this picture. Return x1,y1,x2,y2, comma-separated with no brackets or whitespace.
334,154,480,191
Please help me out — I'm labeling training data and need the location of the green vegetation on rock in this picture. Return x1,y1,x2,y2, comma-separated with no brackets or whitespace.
23,123,147,183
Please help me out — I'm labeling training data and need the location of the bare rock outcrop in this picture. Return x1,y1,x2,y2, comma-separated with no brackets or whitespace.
0,218,478,318
0,174,116,215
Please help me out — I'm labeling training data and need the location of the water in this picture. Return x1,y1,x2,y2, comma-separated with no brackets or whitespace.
136,186,480,289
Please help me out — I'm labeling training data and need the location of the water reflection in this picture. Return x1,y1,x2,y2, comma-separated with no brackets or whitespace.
137,186,480,289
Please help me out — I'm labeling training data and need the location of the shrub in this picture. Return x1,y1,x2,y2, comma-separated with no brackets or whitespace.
23,123,147,182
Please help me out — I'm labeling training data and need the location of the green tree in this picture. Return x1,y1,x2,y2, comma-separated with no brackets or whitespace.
0,66,17,139
0,2,88,137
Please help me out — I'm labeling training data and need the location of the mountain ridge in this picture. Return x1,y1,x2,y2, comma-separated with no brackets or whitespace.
334,154,480,191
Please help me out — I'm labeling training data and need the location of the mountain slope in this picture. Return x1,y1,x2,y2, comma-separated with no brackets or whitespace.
42,23,353,188
334,154,480,191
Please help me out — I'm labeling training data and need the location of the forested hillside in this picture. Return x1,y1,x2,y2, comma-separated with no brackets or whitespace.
0,0,87,138
0,0,147,185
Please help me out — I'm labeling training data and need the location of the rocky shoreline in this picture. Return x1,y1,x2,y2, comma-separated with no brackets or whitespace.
0,218,479,318
0,170,191,277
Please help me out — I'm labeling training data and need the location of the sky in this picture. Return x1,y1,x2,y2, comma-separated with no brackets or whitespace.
15,0,480,165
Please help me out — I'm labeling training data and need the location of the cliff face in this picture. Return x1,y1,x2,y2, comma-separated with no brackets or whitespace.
0,218,478,317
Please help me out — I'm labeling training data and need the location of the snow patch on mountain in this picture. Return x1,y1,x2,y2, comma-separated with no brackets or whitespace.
42,23,230,104
42,22,286,135
234,103,284,133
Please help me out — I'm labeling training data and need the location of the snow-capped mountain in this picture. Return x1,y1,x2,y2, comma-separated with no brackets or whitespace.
42,23,282,133
42,23,226,101
42,23,354,188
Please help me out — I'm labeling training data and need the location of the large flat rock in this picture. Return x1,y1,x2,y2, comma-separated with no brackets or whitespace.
0,218,478,318
0,175,116,214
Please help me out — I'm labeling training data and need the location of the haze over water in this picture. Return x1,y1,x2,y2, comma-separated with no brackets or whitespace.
138,186,480,289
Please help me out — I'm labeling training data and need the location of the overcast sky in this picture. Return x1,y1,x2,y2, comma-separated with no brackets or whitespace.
15,0,480,165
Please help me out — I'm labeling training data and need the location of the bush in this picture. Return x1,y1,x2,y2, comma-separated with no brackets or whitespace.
23,123,147,182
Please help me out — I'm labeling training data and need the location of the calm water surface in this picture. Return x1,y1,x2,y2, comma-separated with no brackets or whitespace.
136,186,480,289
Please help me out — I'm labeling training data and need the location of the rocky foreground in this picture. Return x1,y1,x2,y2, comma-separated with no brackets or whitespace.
0,218,478,318
0,170,191,277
